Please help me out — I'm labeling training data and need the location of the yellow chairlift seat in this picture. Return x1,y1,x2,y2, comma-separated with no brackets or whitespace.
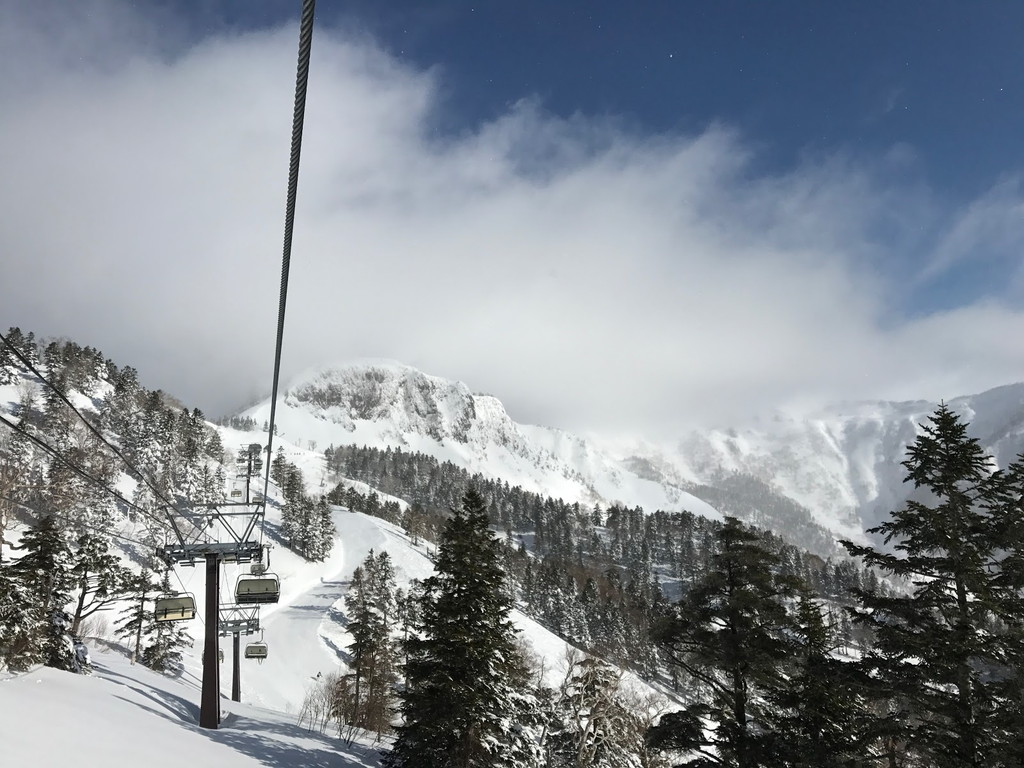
154,593,196,622
245,641,268,662
230,488,243,498
235,574,280,605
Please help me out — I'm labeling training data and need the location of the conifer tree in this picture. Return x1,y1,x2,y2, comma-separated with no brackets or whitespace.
387,487,542,768
649,517,797,768
9,513,77,671
544,653,647,768
765,592,866,767
0,560,38,670
68,531,133,636
0,333,15,385
129,572,193,674
842,404,1024,767
115,569,157,664
342,551,399,737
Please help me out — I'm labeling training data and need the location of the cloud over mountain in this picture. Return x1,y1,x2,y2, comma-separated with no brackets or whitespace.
1,0,1022,435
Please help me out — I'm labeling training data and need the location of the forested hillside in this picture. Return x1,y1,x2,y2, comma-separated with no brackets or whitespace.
5,328,1024,766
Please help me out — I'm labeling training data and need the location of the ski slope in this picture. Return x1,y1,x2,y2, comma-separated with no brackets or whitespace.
0,650,383,768
242,509,436,713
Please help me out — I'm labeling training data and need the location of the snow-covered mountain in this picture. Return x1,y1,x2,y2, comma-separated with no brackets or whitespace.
239,360,721,521
237,361,1024,552
661,383,1024,539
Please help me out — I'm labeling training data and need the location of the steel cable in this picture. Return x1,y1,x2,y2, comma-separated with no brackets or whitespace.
260,0,317,529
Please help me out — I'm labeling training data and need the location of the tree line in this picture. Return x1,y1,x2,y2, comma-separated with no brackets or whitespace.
317,405,1024,767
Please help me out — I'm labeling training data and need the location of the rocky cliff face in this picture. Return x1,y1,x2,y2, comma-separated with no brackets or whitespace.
240,361,1024,555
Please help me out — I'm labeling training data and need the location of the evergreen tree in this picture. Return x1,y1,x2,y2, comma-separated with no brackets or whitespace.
0,560,38,671
310,495,336,561
387,487,542,768
68,531,133,636
115,569,157,664
649,517,797,768
132,573,192,674
342,551,399,738
0,331,15,385
9,513,77,671
842,405,1024,767
765,592,866,767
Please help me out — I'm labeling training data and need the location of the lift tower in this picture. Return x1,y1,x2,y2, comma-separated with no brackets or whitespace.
158,501,266,729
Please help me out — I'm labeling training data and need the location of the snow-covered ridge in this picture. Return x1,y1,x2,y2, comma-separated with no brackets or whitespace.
238,361,1024,550
663,382,1024,535
241,360,720,522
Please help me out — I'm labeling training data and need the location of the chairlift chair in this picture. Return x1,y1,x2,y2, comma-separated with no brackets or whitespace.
245,640,268,663
154,592,197,622
235,573,280,604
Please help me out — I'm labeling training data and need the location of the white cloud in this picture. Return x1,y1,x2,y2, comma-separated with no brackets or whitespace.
1,1,1023,436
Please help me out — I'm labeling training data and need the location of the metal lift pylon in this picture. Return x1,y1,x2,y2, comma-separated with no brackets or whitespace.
158,500,267,730
218,604,260,704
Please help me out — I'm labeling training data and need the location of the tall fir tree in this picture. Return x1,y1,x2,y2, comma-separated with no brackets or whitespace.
764,591,867,767
342,551,399,737
387,487,542,768
842,404,1024,767
648,517,797,768
9,513,78,671
0,559,38,670
135,572,193,674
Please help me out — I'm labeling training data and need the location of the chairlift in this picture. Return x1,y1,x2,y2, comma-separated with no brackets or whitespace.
154,592,197,622
230,489,243,498
245,638,268,663
235,573,280,604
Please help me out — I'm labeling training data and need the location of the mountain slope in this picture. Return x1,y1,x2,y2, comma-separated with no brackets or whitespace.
240,360,720,521
658,383,1024,535
236,361,1024,550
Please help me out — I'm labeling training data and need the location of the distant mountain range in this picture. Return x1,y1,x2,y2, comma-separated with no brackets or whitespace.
237,360,1024,555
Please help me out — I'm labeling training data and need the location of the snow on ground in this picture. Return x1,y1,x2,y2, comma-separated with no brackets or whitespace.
0,649,383,768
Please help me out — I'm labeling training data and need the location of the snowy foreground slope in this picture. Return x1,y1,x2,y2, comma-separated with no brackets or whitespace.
0,651,381,768
2,505,640,768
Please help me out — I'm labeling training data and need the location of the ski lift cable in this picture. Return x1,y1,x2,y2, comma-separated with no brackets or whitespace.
0,413,175,533
258,0,317,543
0,493,154,549
0,490,203,628
0,331,191,550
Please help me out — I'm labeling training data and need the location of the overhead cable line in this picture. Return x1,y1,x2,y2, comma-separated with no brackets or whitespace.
259,0,317,521
0,331,192,546
0,413,195,541
0,493,154,550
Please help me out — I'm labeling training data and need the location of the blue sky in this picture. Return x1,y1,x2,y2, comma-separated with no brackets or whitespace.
1,0,1022,431
161,0,1024,316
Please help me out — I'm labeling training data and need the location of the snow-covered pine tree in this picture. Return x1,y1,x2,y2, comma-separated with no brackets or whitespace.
68,531,133,636
649,516,798,768
543,652,647,768
341,551,398,738
8,513,78,671
311,495,336,561
763,590,867,767
115,569,157,664
0,331,15,385
387,487,542,768
842,405,1024,767
0,560,38,670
